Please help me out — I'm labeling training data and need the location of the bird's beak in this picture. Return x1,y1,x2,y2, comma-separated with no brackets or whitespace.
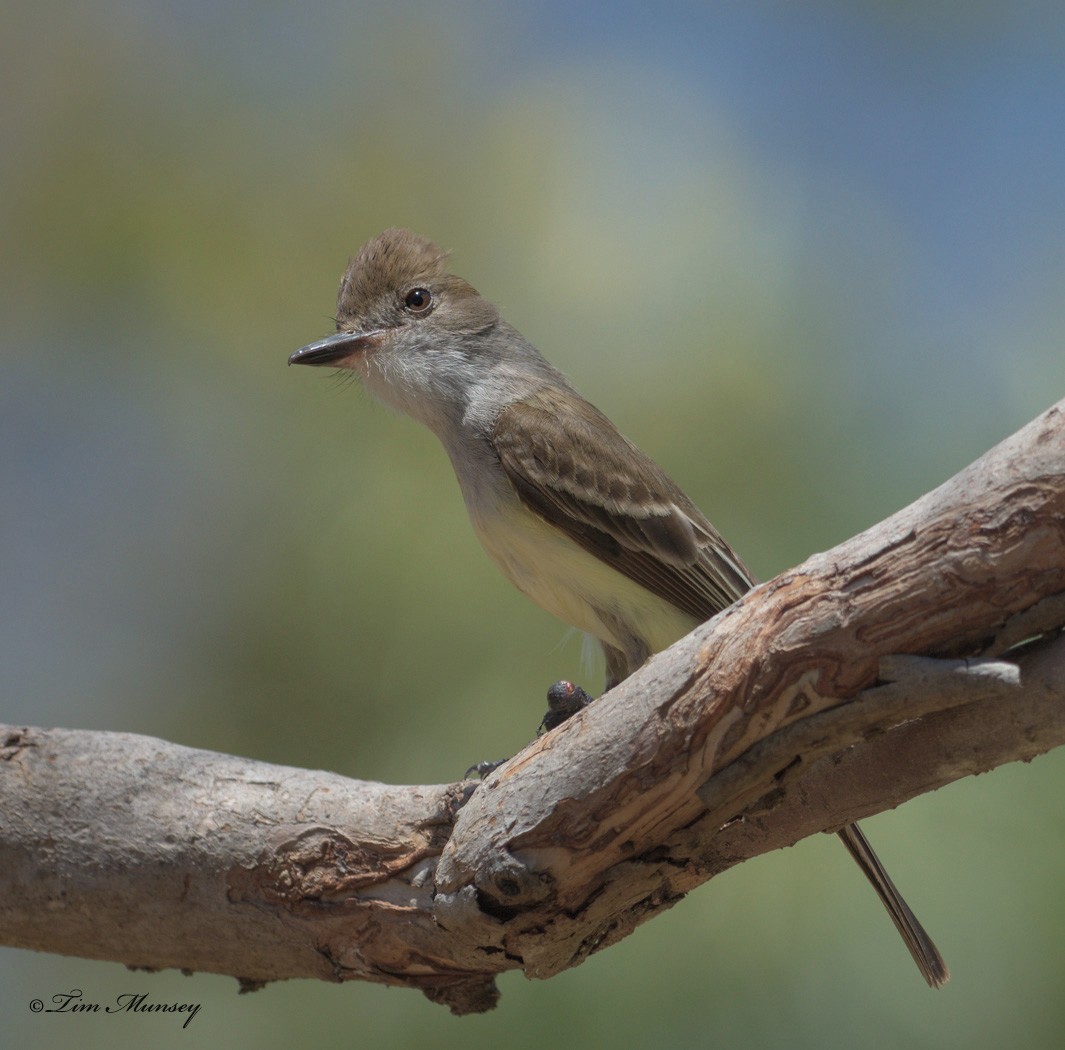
288,329,387,367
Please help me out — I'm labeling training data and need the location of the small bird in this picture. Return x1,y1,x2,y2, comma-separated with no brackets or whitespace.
289,227,948,988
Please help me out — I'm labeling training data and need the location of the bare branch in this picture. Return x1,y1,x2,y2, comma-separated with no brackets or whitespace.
1,398,1063,1014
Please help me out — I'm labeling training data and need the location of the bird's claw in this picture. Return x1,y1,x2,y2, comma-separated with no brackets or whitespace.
464,758,507,780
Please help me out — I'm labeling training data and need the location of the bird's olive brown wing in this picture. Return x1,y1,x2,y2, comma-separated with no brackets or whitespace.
491,391,754,621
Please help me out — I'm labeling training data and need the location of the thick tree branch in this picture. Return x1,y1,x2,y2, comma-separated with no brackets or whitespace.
2,398,1063,1014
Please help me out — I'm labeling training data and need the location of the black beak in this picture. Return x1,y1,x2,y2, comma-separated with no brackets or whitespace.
288,330,385,367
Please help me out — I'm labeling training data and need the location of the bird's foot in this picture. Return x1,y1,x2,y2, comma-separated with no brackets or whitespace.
465,681,595,781
538,680,595,734
464,758,508,780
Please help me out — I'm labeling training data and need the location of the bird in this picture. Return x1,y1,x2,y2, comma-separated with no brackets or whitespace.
288,227,948,988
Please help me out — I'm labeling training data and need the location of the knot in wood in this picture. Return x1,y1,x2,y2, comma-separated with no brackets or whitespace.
475,850,552,910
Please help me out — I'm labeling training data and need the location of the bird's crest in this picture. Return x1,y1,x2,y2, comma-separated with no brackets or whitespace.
337,228,451,316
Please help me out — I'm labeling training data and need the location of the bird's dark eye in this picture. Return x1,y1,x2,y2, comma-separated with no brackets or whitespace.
404,287,433,313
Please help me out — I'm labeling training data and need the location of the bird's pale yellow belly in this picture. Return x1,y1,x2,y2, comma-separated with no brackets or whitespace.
468,497,698,659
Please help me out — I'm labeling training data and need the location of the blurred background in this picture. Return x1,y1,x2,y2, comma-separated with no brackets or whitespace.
3,2,1065,1047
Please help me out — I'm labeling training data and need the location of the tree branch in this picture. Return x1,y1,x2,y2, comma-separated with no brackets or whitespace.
2,398,1064,1014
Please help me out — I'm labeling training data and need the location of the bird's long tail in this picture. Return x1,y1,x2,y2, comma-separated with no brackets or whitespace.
836,822,949,988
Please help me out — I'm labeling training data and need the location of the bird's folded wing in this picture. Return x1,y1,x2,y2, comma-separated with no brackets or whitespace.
491,391,755,621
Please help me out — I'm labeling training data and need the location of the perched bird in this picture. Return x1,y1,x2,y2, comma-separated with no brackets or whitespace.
289,227,948,988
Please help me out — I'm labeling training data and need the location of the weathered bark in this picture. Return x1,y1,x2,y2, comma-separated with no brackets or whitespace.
1,398,1063,1015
